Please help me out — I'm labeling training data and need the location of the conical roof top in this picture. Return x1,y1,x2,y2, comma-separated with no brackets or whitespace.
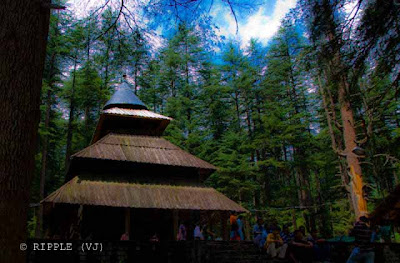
103,81,147,110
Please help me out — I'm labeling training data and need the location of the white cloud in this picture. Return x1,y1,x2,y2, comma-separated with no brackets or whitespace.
67,0,104,18
342,1,362,39
343,0,359,17
216,0,297,47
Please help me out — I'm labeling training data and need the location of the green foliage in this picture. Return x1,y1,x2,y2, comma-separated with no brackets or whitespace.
30,1,400,239
27,213,37,239
330,200,354,236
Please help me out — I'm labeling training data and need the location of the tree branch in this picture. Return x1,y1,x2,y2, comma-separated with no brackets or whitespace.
225,0,239,34
94,0,124,41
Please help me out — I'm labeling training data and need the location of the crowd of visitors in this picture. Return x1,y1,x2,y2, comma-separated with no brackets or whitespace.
251,217,328,262
248,214,394,263
117,212,395,263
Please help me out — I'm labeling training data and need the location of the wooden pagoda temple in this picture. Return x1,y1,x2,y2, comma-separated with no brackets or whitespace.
41,80,247,241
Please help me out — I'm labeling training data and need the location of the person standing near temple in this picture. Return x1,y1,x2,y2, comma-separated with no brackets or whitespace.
230,211,240,240
253,218,267,248
237,215,244,240
194,223,204,240
346,216,375,263
177,221,187,241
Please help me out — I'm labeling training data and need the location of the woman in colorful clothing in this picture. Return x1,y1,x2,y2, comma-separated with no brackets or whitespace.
230,212,240,241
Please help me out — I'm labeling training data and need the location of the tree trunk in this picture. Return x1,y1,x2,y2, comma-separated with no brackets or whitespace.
0,0,50,262
294,169,304,207
35,21,59,234
84,106,91,145
338,76,368,218
318,76,354,211
86,25,91,62
103,41,110,103
312,0,368,219
184,42,192,135
134,61,138,94
35,87,52,238
291,209,297,230
65,56,78,172
234,91,241,130
245,106,253,138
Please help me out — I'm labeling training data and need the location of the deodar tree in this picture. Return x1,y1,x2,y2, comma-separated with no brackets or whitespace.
0,0,51,262
302,0,368,218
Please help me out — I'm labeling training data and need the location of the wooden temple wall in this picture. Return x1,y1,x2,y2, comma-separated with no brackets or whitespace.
44,204,232,241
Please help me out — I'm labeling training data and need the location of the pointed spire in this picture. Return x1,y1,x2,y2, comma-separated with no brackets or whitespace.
103,76,147,110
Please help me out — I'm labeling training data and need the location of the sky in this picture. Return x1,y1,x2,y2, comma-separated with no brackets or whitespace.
68,0,297,49
211,0,297,47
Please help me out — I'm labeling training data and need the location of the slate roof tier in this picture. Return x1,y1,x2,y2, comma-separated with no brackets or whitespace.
103,82,147,110
91,108,172,142
42,176,247,212
74,133,217,170
103,108,172,121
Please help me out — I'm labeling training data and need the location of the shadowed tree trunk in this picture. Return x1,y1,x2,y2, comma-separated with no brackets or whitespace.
0,0,51,262
318,75,354,211
307,0,368,219
134,61,139,94
338,75,368,218
35,80,52,238
327,18,367,219
35,11,61,237
65,55,78,172
234,91,241,130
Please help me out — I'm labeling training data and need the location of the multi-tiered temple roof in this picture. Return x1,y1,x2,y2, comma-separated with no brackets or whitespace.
42,80,246,213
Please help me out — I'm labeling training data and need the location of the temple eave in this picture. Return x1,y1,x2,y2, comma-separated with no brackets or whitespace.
42,176,247,213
